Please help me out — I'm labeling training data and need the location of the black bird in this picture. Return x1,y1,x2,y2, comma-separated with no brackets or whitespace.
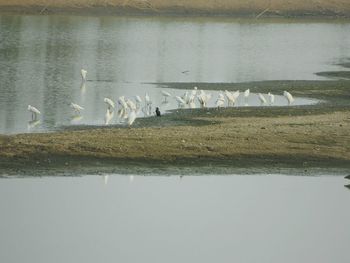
345,175,350,180
155,107,161,117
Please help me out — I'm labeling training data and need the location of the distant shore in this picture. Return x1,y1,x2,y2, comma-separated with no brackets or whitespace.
0,0,350,18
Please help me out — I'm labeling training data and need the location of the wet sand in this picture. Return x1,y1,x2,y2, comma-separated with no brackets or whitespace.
1,77,350,176
1,0,350,18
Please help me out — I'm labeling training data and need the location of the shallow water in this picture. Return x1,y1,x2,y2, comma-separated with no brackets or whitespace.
0,175,349,263
0,15,349,133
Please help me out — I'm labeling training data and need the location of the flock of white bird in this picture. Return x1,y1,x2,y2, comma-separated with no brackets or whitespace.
27,69,295,127
162,86,295,108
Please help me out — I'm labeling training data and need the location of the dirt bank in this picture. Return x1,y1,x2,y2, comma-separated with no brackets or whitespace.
1,78,350,176
1,0,350,17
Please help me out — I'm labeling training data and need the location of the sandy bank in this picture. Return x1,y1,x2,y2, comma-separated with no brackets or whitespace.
1,0,350,17
1,78,350,176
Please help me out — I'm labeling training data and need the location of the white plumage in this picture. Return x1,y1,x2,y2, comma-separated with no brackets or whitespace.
244,89,250,98
104,97,115,109
216,93,225,108
70,102,84,113
283,91,294,105
127,110,137,127
232,90,240,100
175,96,186,107
27,119,40,130
28,105,41,119
224,90,235,106
145,93,151,106
28,105,41,115
268,92,275,105
81,69,87,82
135,95,142,104
161,90,171,102
181,91,189,104
104,109,114,125
191,86,198,96
197,90,211,107
126,99,137,111
258,93,267,104
118,96,128,110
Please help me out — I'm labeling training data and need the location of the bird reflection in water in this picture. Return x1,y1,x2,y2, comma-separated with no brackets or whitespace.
161,100,170,107
27,119,41,131
80,82,86,95
103,175,109,185
70,115,83,124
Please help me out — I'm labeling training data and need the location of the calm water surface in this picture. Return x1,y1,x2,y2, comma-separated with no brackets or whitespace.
0,175,349,263
1,15,349,133
0,15,349,262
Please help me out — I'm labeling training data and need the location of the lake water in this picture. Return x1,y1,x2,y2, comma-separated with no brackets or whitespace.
1,15,350,262
0,175,349,263
1,15,349,133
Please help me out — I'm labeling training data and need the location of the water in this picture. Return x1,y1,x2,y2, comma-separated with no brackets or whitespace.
1,15,349,262
0,175,349,263
1,15,349,133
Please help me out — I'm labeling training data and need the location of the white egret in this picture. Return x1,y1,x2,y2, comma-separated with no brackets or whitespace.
128,110,137,127
283,91,294,105
188,93,195,104
175,96,186,107
104,97,115,110
224,90,235,106
161,90,171,102
181,91,189,104
189,101,196,108
258,93,267,104
126,99,137,111
268,92,275,105
27,105,41,120
215,94,225,108
70,102,84,114
244,89,250,99
81,69,87,82
145,93,151,106
117,108,128,122
232,90,240,100
142,105,152,116
135,95,142,105
197,90,211,108
197,90,205,107
118,96,128,110
191,86,198,96
105,109,114,125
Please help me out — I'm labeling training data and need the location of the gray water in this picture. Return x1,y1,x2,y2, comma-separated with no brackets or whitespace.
1,15,349,262
0,175,349,263
1,15,349,133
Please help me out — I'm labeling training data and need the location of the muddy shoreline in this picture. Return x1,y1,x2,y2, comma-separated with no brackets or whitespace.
1,77,350,176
